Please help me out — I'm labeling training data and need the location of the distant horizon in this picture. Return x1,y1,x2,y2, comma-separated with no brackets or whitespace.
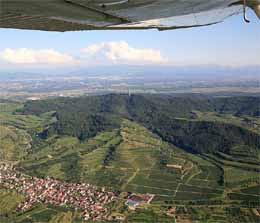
1,63,259,92
1,63,260,72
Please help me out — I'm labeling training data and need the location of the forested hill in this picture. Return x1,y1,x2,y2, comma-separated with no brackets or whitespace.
21,94,260,154
22,94,260,118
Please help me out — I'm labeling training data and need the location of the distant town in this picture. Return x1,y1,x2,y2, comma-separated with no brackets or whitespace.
1,68,259,100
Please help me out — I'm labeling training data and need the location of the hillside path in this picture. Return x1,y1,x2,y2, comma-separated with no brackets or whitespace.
121,168,140,190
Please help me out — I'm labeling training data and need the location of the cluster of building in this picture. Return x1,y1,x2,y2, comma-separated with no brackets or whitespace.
0,164,116,221
125,193,154,210
166,164,183,170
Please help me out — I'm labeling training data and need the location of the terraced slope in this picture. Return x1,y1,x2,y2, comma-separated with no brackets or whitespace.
18,120,226,202
12,118,260,205
0,125,31,161
19,131,119,182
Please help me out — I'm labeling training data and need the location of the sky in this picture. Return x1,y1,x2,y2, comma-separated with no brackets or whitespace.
0,9,259,70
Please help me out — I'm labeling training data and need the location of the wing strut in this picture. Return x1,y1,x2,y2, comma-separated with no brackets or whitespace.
243,0,250,23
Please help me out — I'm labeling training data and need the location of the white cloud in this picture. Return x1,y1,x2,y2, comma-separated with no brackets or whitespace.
0,43,168,67
82,41,168,64
1,48,77,65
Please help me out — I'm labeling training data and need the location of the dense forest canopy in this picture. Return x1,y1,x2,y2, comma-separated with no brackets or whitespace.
21,94,260,155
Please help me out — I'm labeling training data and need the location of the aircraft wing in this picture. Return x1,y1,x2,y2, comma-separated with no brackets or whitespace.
0,0,259,32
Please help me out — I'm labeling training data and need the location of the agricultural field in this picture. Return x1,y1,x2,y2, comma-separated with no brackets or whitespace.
0,95,260,222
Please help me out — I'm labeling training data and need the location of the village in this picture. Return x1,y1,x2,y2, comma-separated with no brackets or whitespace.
0,163,117,221
0,163,156,221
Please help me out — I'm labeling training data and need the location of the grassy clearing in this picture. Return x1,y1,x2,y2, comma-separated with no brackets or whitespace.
224,167,260,183
126,209,173,223
0,102,24,113
49,211,73,223
0,102,57,133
